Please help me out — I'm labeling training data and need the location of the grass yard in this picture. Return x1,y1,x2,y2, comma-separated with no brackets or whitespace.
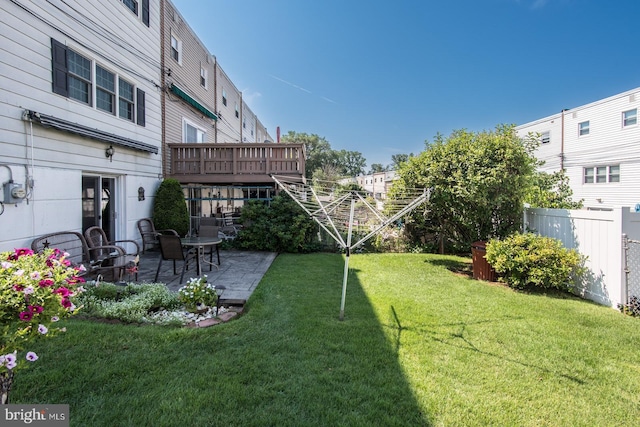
11,253,640,426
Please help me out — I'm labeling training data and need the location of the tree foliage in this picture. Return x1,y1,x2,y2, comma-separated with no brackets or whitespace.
369,163,387,174
391,153,413,170
394,125,538,253
281,131,366,179
153,179,190,237
525,170,583,209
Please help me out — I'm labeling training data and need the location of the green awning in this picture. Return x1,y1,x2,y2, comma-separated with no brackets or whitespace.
170,84,218,120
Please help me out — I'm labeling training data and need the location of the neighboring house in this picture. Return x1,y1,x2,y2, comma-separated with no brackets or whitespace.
0,0,162,252
355,171,398,200
161,0,304,223
516,87,640,210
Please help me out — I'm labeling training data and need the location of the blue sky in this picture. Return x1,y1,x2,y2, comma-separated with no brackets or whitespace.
171,0,640,170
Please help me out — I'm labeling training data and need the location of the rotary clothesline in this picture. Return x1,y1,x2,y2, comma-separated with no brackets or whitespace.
271,175,429,320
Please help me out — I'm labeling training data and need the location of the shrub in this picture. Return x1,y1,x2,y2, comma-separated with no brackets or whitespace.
75,283,181,323
485,232,586,291
237,194,321,253
618,295,640,317
153,178,189,237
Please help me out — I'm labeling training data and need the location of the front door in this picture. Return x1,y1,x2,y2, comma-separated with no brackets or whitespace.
82,176,116,240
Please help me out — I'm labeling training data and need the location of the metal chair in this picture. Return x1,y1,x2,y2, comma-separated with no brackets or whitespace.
84,226,141,281
31,231,126,281
154,234,197,284
199,225,221,267
136,218,177,253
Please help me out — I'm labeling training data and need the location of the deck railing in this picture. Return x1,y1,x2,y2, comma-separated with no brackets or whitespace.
167,143,305,183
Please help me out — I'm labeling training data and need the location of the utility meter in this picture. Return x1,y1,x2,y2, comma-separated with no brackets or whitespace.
4,183,26,204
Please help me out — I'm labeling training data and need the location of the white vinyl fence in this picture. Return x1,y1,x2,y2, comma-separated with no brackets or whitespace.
524,207,640,308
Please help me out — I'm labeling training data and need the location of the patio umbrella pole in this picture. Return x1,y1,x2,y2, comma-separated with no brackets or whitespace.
339,196,356,321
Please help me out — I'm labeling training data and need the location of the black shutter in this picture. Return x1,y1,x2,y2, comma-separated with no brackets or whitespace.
142,0,150,27
51,38,68,97
136,88,146,127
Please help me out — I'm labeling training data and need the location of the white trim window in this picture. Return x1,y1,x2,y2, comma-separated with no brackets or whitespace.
121,0,149,26
51,38,145,126
171,33,182,65
584,165,620,184
623,108,637,128
183,119,206,143
578,121,590,136
200,66,207,88
222,88,227,106
541,131,550,144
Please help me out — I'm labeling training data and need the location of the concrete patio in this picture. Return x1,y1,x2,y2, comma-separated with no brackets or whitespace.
127,248,277,306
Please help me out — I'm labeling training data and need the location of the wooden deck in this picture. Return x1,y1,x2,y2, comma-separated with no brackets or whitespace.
165,143,305,184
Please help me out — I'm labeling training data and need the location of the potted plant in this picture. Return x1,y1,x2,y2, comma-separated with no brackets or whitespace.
177,276,218,314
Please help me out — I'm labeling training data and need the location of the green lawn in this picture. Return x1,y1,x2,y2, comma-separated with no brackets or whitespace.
12,253,640,426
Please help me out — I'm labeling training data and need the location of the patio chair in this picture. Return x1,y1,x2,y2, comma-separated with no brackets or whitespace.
31,231,126,281
219,212,240,240
137,218,178,253
84,226,141,281
154,234,197,284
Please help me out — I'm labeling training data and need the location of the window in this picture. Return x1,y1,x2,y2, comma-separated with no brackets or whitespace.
67,50,91,104
51,38,145,126
609,165,620,182
584,165,620,184
200,67,207,88
584,168,594,184
235,103,239,118
183,120,206,143
541,131,550,144
242,118,246,129
170,34,181,64
222,89,227,106
623,109,637,127
96,65,115,114
123,0,137,14
579,121,589,136
121,0,149,26
119,78,134,121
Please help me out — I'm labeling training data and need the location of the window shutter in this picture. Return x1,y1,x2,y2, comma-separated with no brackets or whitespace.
136,88,146,126
51,38,68,96
142,0,150,27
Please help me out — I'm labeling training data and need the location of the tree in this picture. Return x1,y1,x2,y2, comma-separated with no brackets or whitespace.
281,131,333,180
525,170,583,209
369,163,386,174
395,125,538,253
153,178,190,237
335,149,366,177
391,153,413,170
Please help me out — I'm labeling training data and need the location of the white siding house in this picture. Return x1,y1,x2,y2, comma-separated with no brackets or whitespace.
516,87,640,210
0,0,162,252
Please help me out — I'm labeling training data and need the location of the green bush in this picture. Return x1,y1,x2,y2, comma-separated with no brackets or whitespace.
153,178,189,237
237,194,321,253
485,232,586,291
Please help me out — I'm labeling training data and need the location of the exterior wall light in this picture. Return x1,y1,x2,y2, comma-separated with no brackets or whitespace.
105,145,115,162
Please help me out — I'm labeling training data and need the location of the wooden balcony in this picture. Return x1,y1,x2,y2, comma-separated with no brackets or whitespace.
166,143,305,184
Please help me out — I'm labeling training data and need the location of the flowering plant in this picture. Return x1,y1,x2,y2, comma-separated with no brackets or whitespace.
178,276,218,313
0,248,84,403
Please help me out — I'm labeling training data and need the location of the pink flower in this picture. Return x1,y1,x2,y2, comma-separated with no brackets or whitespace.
19,311,33,321
23,286,35,295
13,284,24,292
1,353,17,369
25,351,38,362
51,316,59,322
54,287,71,297
38,324,48,334
1,261,12,269
30,271,41,280
60,297,72,309
38,278,54,287
29,305,44,314
14,248,34,258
